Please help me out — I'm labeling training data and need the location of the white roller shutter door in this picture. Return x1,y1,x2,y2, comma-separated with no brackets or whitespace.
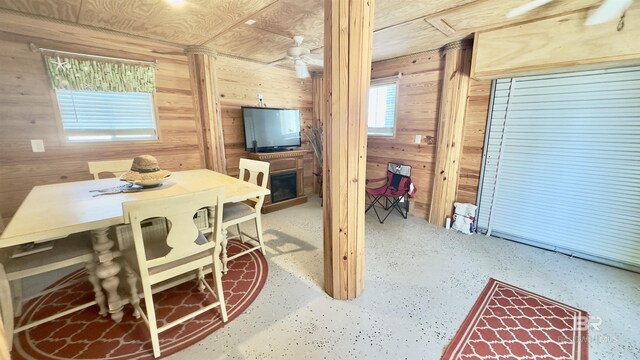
477,66,640,271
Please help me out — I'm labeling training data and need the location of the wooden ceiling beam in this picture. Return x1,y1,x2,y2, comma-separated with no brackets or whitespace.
200,0,283,46
425,18,456,37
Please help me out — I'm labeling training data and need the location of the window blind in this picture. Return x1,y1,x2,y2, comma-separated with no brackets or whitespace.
368,83,397,136
56,89,158,142
477,66,640,272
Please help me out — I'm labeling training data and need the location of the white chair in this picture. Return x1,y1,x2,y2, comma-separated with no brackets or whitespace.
0,319,10,360
221,158,270,272
0,232,102,351
120,188,228,358
88,159,133,180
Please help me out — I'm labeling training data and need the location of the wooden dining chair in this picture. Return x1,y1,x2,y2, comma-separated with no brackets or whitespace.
88,159,133,180
0,319,10,360
120,188,227,358
0,232,101,351
221,158,270,273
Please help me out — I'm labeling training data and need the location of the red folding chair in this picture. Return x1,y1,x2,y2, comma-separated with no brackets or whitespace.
365,163,417,224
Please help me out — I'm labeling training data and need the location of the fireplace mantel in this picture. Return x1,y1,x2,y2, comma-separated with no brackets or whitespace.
248,150,309,213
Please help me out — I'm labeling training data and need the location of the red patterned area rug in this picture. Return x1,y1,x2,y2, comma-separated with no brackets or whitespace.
442,278,589,360
12,239,268,360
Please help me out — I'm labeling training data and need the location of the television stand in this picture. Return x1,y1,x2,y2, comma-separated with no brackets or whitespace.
248,150,309,213
255,147,297,153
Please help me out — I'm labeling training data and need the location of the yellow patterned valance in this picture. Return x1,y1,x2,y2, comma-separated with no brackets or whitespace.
44,55,156,93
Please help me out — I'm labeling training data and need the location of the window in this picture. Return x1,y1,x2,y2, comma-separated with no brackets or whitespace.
368,81,398,137
43,53,157,142
56,89,158,142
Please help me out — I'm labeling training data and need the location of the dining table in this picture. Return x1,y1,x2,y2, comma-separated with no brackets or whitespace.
0,169,269,322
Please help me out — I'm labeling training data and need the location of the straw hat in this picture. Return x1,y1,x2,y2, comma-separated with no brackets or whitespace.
120,155,171,182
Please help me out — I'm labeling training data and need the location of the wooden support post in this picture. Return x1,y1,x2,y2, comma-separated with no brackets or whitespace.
323,0,375,300
429,40,473,227
186,46,226,173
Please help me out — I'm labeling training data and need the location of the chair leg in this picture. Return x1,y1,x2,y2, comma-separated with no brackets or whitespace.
11,280,22,318
0,265,14,352
372,202,385,224
211,254,228,323
365,194,385,214
221,229,229,274
236,224,244,243
197,267,205,292
255,215,266,255
141,280,161,358
378,197,406,224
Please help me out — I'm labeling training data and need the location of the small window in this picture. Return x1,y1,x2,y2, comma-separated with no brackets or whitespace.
56,89,158,142
43,53,157,142
367,81,398,137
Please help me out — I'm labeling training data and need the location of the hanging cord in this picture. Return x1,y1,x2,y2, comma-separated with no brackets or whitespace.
617,12,626,32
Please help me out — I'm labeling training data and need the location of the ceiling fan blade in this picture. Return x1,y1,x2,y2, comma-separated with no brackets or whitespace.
295,60,310,78
267,58,289,67
506,0,554,18
305,58,324,67
585,0,633,25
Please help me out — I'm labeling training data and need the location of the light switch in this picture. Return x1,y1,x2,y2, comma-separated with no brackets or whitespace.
31,139,45,152
414,135,422,144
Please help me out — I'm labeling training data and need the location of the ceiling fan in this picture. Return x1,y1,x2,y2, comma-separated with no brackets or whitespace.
272,35,323,79
506,0,634,25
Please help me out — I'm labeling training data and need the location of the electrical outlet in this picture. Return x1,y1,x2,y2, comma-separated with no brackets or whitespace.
414,135,422,144
31,139,45,152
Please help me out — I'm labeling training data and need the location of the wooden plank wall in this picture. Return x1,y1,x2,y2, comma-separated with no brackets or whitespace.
311,51,491,219
215,55,314,190
0,15,203,218
0,13,313,219
456,78,492,204
368,52,444,219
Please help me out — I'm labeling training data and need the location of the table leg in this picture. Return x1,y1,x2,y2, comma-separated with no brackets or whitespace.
86,259,108,316
91,227,124,323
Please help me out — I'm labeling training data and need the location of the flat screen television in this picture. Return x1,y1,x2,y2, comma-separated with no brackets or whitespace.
242,106,301,152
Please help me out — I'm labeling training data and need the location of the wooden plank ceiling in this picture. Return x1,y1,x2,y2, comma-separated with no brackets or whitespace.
0,0,603,64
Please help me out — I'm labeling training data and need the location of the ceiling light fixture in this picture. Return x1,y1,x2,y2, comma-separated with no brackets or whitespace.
245,19,256,25
165,0,185,6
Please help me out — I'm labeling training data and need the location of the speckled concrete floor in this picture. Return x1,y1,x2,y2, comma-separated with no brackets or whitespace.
170,195,640,360
21,194,640,359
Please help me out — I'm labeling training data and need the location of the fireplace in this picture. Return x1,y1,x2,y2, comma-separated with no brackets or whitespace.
248,150,307,213
270,172,297,203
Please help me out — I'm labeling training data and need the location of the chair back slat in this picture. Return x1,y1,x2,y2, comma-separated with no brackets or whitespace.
88,159,133,180
238,158,270,208
123,188,224,270
239,159,269,187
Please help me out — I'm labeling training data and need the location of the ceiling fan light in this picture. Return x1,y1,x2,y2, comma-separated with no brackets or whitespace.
295,60,310,78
